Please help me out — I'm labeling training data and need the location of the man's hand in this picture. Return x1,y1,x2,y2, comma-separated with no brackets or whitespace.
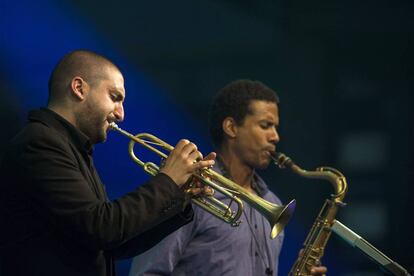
159,139,216,187
310,265,327,275
183,151,216,196
298,249,328,275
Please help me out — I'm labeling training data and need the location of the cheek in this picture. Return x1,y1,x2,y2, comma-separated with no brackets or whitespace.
96,101,113,116
239,136,259,156
250,129,266,144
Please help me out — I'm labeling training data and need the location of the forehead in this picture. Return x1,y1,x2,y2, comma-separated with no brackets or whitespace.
247,100,278,119
101,66,124,82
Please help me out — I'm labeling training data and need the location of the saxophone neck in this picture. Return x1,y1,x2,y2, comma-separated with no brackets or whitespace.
271,152,348,205
317,167,348,205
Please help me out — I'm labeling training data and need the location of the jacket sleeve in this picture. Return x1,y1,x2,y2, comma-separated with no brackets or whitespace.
8,125,192,251
128,207,198,275
111,204,193,259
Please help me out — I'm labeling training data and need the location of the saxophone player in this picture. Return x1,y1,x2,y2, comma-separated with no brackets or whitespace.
130,80,327,275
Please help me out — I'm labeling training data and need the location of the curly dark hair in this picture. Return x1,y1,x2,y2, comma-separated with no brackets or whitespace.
208,79,280,148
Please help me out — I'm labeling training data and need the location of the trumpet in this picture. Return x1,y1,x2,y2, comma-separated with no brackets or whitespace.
109,123,296,239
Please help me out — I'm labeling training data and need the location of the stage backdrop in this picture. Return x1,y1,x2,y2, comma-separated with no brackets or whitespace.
1,0,413,275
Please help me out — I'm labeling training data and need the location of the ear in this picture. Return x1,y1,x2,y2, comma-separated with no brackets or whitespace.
70,76,89,101
222,117,238,139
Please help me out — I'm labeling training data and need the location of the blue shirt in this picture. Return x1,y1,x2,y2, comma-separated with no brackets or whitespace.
129,164,285,276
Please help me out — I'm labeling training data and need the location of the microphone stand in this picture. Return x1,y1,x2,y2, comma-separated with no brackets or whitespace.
331,220,411,276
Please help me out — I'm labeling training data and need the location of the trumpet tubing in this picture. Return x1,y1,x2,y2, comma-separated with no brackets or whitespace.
109,123,296,239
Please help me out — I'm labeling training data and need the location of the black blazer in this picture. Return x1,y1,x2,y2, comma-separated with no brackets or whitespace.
0,109,193,276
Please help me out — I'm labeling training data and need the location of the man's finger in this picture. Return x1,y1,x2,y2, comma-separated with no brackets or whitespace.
203,186,215,196
203,152,216,161
193,160,215,170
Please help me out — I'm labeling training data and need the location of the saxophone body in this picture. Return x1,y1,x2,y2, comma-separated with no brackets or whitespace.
272,152,348,276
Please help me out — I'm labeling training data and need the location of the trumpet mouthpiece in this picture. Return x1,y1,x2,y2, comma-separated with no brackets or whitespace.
109,122,118,129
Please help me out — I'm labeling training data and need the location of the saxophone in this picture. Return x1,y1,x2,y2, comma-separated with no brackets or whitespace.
271,152,348,276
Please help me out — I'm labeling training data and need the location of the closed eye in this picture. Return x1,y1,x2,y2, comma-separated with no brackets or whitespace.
260,121,279,132
110,91,124,102
260,122,273,129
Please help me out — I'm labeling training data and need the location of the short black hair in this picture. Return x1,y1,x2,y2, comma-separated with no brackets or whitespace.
48,50,119,104
208,79,280,148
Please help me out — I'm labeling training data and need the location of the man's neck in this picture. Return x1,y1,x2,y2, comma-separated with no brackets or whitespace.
218,148,255,192
48,104,77,128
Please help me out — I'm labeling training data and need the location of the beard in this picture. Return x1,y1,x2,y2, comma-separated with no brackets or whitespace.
77,105,108,144
85,119,107,144
255,159,271,170
240,151,270,171
249,151,272,170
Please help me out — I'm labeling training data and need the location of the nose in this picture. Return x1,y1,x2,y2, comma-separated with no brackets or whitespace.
114,102,124,122
269,127,280,144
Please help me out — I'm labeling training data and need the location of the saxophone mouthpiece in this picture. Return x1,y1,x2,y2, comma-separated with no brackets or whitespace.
271,152,293,169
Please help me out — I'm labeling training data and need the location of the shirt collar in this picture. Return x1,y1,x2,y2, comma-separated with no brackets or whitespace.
28,108,94,155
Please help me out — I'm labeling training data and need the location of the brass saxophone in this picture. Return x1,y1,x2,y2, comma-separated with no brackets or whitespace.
271,152,348,276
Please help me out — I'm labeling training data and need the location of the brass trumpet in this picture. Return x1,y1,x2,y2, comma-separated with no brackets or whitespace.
109,123,296,239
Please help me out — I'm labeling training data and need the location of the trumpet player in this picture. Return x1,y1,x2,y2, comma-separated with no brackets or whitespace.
130,80,327,276
0,50,215,276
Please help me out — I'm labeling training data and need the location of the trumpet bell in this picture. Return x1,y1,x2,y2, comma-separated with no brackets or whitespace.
269,199,296,239
195,167,296,239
